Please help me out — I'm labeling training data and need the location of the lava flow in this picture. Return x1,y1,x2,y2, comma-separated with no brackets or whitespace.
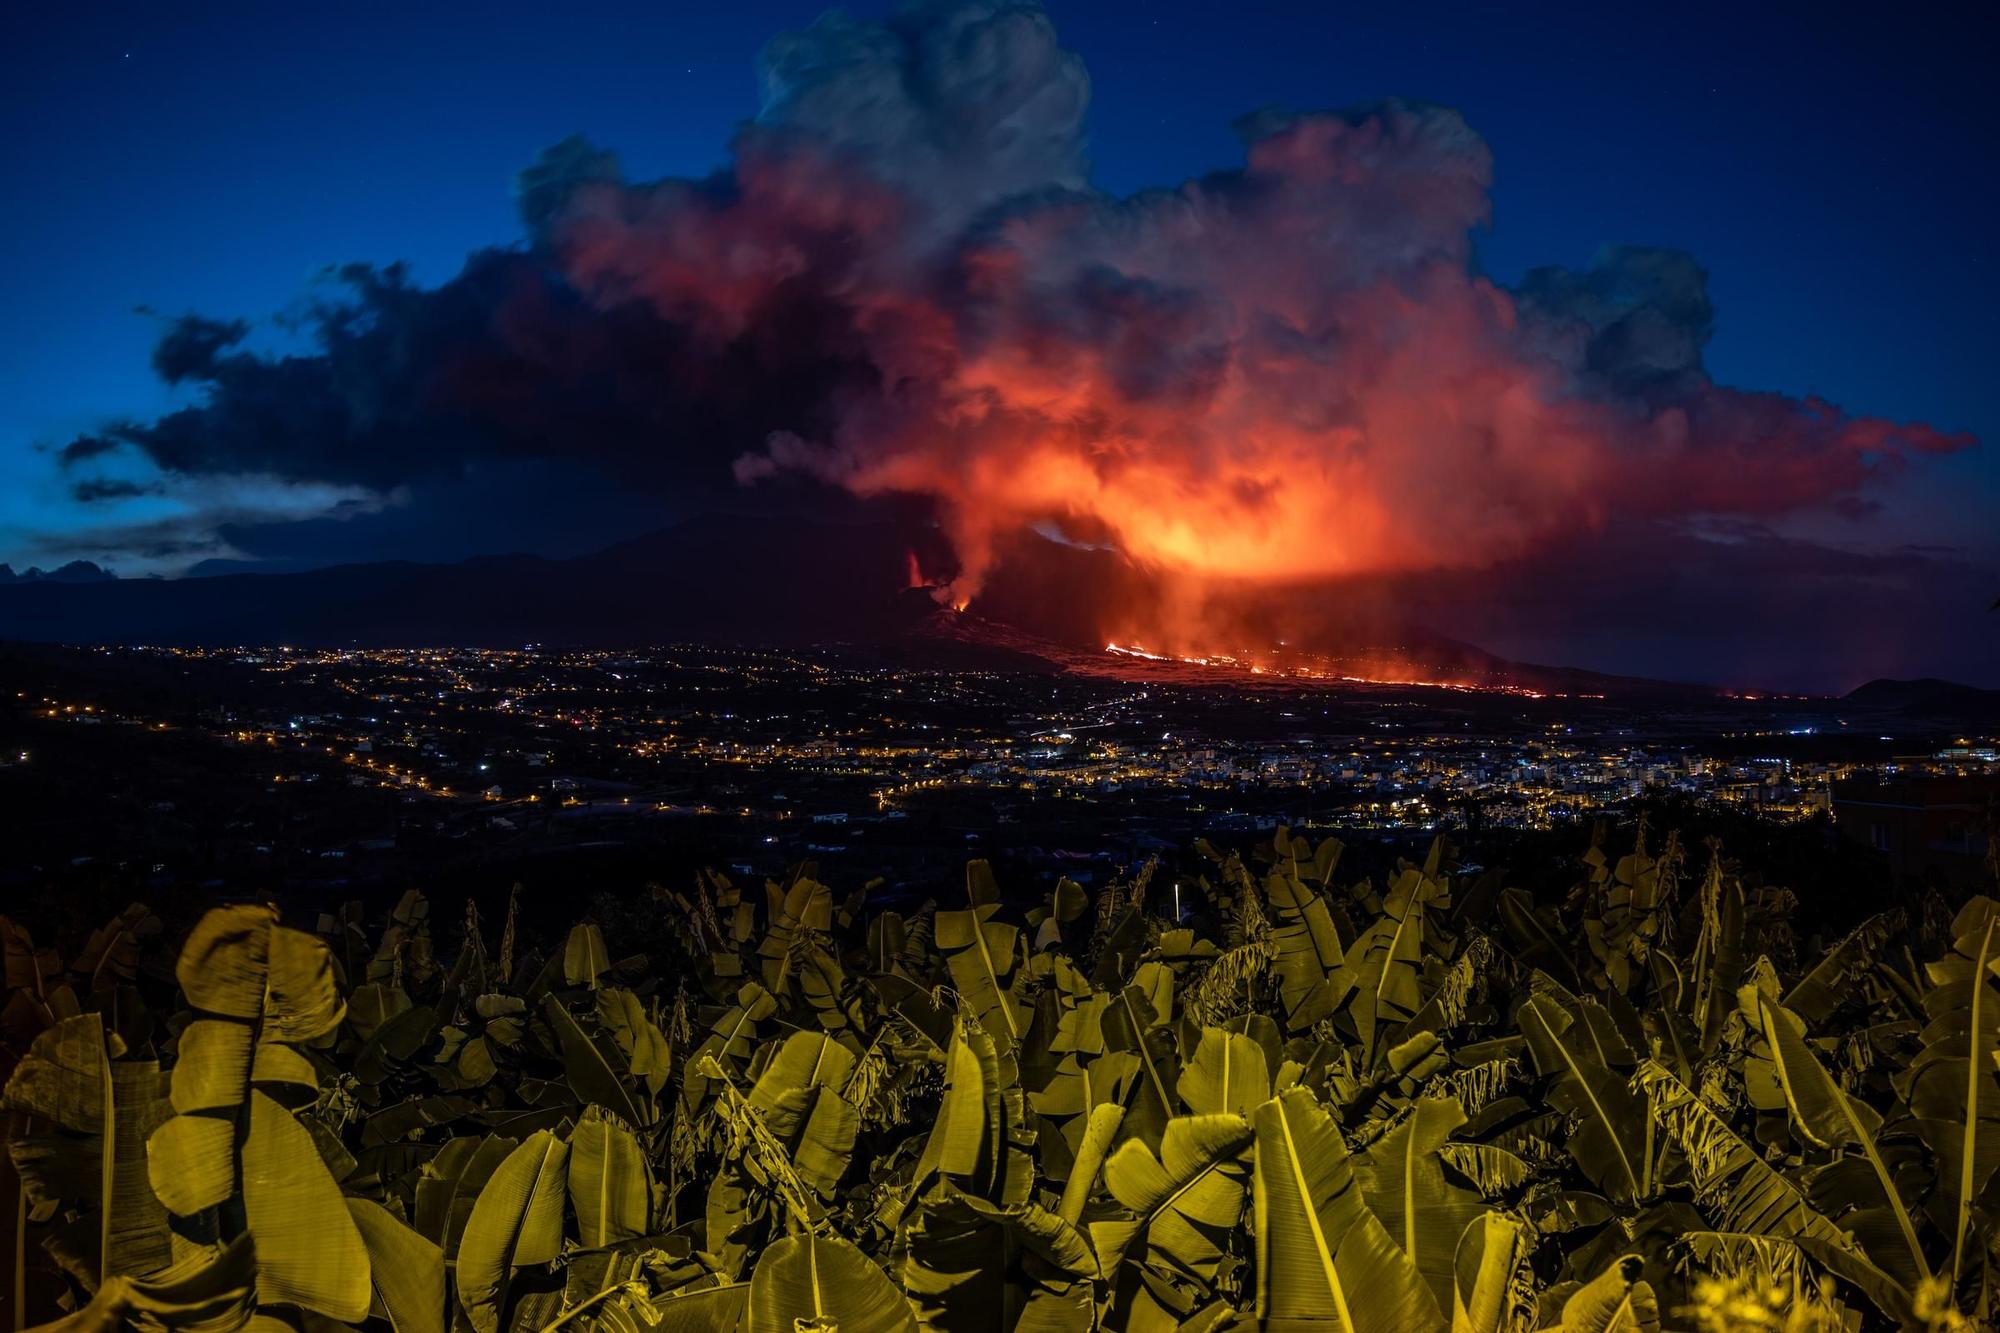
1099,642,1590,698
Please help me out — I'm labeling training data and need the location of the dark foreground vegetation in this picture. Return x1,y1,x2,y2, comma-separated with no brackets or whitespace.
3,818,1996,1332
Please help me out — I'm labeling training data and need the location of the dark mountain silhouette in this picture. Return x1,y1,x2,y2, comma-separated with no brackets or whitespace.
0,515,943,648
0,514,1796,700
1844,677,2000,722
0,560,115,585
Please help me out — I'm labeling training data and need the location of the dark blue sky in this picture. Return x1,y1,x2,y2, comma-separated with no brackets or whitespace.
1,1,1993,684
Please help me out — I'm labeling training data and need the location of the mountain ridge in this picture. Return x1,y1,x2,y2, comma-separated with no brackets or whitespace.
1844,676,2000,721
1,515,1978,703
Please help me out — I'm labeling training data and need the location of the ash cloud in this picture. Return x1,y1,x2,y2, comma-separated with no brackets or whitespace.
50,0,1978,673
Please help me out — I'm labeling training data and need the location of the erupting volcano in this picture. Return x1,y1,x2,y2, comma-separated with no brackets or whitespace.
527,3,1967,671
22,0,1988,692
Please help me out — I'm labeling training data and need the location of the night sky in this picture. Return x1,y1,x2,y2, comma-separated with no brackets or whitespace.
2,1,1994,690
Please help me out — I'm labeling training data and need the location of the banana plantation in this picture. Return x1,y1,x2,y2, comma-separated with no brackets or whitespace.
3,822,1996,1332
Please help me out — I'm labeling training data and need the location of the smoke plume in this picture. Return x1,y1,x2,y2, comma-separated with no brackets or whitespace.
548,2,1966,618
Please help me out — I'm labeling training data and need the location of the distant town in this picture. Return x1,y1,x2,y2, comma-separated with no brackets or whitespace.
5,643,1993,903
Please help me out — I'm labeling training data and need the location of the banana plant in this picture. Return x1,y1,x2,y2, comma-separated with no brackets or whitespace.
1336,862,1440,1063
1517,994,1646,1207
7,818,1993,1333
934,861,1028,1074
1898,896,2000,1296
1636,1058,1916,1325
146,905,373,1322
1352,1095,1486,1313
1740,987,1932,1291
1258,864,1347,1032
1093,1112,1253,1322
3,1015,172,1286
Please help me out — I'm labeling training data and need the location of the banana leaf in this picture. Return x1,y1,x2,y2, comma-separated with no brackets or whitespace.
1555,1255,1658,1333
1633,1062,1849,1250
644,1280,749,1332
595,989,671,1096
679,982,778,1116
757,874,834,992
103,1062,174,1283
347,1198,444,1333
1093,1113,1252,1299
414,1135,518,1256
174,906,272,1020
1436,1143,1532,1199
869,972,955,1054
566,1106,650,1248
263,923,345,1042
1101,984,1177,1150
746,1231,915,1333
1635,1060,1914,1323
1176,1027,1269,1118
146,1114,236,1219
1354,1096,1485,1314
355,1003,441,1085
1450,1212,1531,1333
1,1020,174,1283
1673,1231,1815,1292
362,1094,482,1147
3,1016,111,1132
704,1161,766,1282
1028,1045,1136,1185
563,923,609,988
175,907,342,1039
1688,862,1745,1053
901,1188,1096,1332
1057,1103,1125,1225
73,904,159,1000
20,1233,257,1333
1251,1087,1444,1330
347,982,412,1043
455,1130,570,1333
241,1090,372,1320
1783,910,1903,1026
1495,888,1577,990
747,1032,862,1199
249,1040,318,1105
936,867,1027,1061
898,1020,1032,1215
167,1021,252,1114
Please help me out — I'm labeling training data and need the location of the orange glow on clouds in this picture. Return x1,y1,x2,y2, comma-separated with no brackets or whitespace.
553,98,1967,650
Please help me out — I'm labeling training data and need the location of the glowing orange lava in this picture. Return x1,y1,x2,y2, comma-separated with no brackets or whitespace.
1100,642,1592,699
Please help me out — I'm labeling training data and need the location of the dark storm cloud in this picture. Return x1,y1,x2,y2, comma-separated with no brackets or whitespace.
148,314,254,384
755,0,1089,213
63,247,878,497
23,513,231,565
58,434,121,465
515,136,623,245
70,477,160,503
1515,247,1716,402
